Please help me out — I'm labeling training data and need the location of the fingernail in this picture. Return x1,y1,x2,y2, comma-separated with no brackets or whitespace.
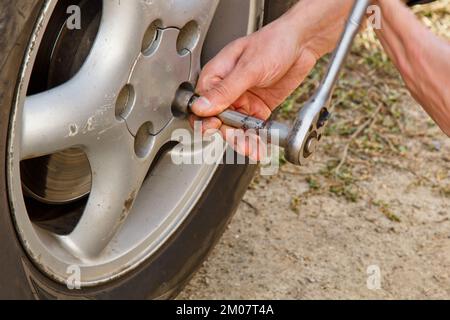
193,96,212,113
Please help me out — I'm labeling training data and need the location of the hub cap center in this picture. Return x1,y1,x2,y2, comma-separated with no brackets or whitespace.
123,28,191,136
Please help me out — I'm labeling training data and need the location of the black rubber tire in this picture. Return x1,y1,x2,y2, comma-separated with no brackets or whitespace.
0,0,292,299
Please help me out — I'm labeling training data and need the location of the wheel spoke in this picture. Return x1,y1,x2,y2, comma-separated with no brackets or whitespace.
21,81,112,159
60,128,149,259
20,1,150,160
79,1,146,84
61,118,199,260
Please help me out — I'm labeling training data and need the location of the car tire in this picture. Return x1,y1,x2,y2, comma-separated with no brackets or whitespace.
0,0,293,299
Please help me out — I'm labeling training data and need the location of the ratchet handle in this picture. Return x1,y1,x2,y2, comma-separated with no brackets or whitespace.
181,92,291,146
217,110,290,147
284,0,371,166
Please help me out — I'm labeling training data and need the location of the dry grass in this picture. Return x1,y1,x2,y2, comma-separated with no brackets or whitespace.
181,2,450,300
277,0,450,213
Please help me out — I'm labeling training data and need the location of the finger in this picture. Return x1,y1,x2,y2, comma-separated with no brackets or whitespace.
192,40,260,118
220,125,248,157
188,114,200,129
188,114,222,133
244,130,267,162
197,38,247,93
233,91,272,120
220,125,266,161
202,117,222,133
191,65,258,117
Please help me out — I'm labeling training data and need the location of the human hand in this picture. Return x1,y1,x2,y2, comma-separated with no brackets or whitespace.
191,0,355,159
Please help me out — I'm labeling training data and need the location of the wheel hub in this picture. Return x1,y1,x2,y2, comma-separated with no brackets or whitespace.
124,28,192,136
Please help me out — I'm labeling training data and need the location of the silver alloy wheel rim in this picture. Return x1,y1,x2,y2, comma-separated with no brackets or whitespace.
8,0,263,286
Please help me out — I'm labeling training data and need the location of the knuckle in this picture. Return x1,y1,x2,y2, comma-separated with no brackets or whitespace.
210,82,231,101
231,36,248,49
198,75,221,93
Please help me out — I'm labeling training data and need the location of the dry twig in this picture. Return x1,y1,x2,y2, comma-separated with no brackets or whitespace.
242,199,260,215
335,104,383,174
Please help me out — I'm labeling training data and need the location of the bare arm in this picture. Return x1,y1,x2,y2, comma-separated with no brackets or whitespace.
375,0,450,136
190,0,355,157
191,0,450,157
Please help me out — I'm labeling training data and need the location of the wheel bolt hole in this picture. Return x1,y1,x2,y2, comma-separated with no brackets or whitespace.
172,82,195,118
177,20,200,55
115,84,135,120
134,122,154,158
142,20,162,54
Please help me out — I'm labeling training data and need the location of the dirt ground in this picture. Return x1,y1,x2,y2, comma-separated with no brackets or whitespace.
179,2,450,299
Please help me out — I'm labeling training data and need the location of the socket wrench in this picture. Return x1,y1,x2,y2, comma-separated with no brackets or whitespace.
173,0,371,166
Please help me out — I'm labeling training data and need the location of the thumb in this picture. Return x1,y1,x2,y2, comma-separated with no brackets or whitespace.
191,66,256,117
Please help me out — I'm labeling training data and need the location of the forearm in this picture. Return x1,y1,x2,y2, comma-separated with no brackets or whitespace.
375,0,450,136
